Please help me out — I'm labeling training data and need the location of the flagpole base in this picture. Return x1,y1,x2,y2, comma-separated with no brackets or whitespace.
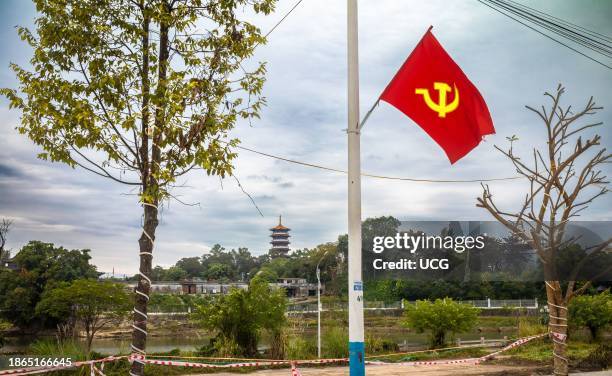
349,341,365,376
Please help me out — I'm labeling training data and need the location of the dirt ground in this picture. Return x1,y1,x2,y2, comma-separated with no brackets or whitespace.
194,363,543,376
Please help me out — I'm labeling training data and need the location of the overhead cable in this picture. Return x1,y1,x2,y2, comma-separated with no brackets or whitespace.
233,143,523,183
478,0,612,70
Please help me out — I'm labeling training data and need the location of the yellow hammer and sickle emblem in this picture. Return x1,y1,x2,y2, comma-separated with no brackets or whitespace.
415,82,459,118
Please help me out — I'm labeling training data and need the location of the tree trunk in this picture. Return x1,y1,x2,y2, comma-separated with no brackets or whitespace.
86,332,93,354
545,280,569,376
130,203,158,376
130,1,164,374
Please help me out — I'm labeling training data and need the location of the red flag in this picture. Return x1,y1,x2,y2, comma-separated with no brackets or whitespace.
380,27,495,164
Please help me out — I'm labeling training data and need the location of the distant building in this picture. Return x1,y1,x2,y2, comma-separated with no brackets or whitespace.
120,278,322,298
270,215,291,257
180,280,248,295
121,280,248,295
276,277,320,298
2,258,18,271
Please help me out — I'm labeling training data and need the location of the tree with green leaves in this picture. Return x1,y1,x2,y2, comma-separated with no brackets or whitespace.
0,241,98,330
176,256,206,278
37,279,131,352
165,265,188,281
192,276,286,357
403,298,479,348
204,262,233,280
569,290,612,342
2,1,276,372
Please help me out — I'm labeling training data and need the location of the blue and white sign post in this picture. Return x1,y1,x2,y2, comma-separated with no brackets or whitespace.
347,0,365,375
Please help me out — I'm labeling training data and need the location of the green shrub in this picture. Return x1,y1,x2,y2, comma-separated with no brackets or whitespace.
366,333,399,354
569,290,612,341
578,343,612,370
29,339,88,360
518,317,547,337
149,293,186,312
403,298,479,348
192,277,287,357
213,337,241,357
36,279,131,352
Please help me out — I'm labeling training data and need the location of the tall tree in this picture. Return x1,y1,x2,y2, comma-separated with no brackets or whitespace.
477,85,611,376
2,1,275,374
176,256,205,278
0,241,98,329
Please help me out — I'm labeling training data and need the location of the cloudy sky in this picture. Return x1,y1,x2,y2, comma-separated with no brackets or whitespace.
0,0,610,275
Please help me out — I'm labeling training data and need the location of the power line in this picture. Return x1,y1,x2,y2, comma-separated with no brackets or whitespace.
481,0,612,56
478,0,612,70
233,143,522,183
263,0,304,39
228,0,525,184
480,0,612,66
501,0,612,44
487,0,612,58
239,0,304,62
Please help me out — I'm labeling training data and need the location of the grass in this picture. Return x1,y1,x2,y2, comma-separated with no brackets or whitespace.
503,338,600,363
368,346,490,363
322,326,348,358
517,317,547,337
28,339,89,361
285,336,317,360
475,315,543,328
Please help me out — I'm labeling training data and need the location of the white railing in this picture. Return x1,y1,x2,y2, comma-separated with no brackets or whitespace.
148,298,539,315
284,298,539,314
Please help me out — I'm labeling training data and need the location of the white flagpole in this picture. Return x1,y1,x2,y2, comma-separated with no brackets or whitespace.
347,0,365,375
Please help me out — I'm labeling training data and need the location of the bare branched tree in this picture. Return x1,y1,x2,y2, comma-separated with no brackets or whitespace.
477,85,611,376
0,219,13,264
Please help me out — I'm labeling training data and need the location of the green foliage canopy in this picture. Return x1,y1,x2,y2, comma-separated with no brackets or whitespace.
0,241,98,329
36,279,131,351
569,290,612,341
1,0,275,203
192,277,286,356
403,298,480,348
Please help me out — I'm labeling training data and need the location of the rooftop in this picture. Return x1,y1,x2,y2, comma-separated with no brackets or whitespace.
270,215,290,231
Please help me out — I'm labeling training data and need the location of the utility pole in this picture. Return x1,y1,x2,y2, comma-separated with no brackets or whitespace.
316,249,329,359
347,0,365,375
316,265,322,358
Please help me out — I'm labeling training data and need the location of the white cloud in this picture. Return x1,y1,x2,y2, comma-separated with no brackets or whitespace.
0,0,610,274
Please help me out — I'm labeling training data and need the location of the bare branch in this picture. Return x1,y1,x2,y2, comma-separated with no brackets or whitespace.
477,85,609,304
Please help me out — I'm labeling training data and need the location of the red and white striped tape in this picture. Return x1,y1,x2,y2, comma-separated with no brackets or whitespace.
366,357,480,367
128,354,348,368
0,333,546,375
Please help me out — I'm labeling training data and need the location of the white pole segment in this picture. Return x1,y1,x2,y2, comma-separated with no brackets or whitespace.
317,266,321,358
347,0,365,375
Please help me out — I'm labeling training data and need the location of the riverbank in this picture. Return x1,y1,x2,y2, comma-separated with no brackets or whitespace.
0,313,535,355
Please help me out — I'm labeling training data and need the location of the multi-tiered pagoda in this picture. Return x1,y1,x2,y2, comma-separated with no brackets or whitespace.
269,216,291,257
